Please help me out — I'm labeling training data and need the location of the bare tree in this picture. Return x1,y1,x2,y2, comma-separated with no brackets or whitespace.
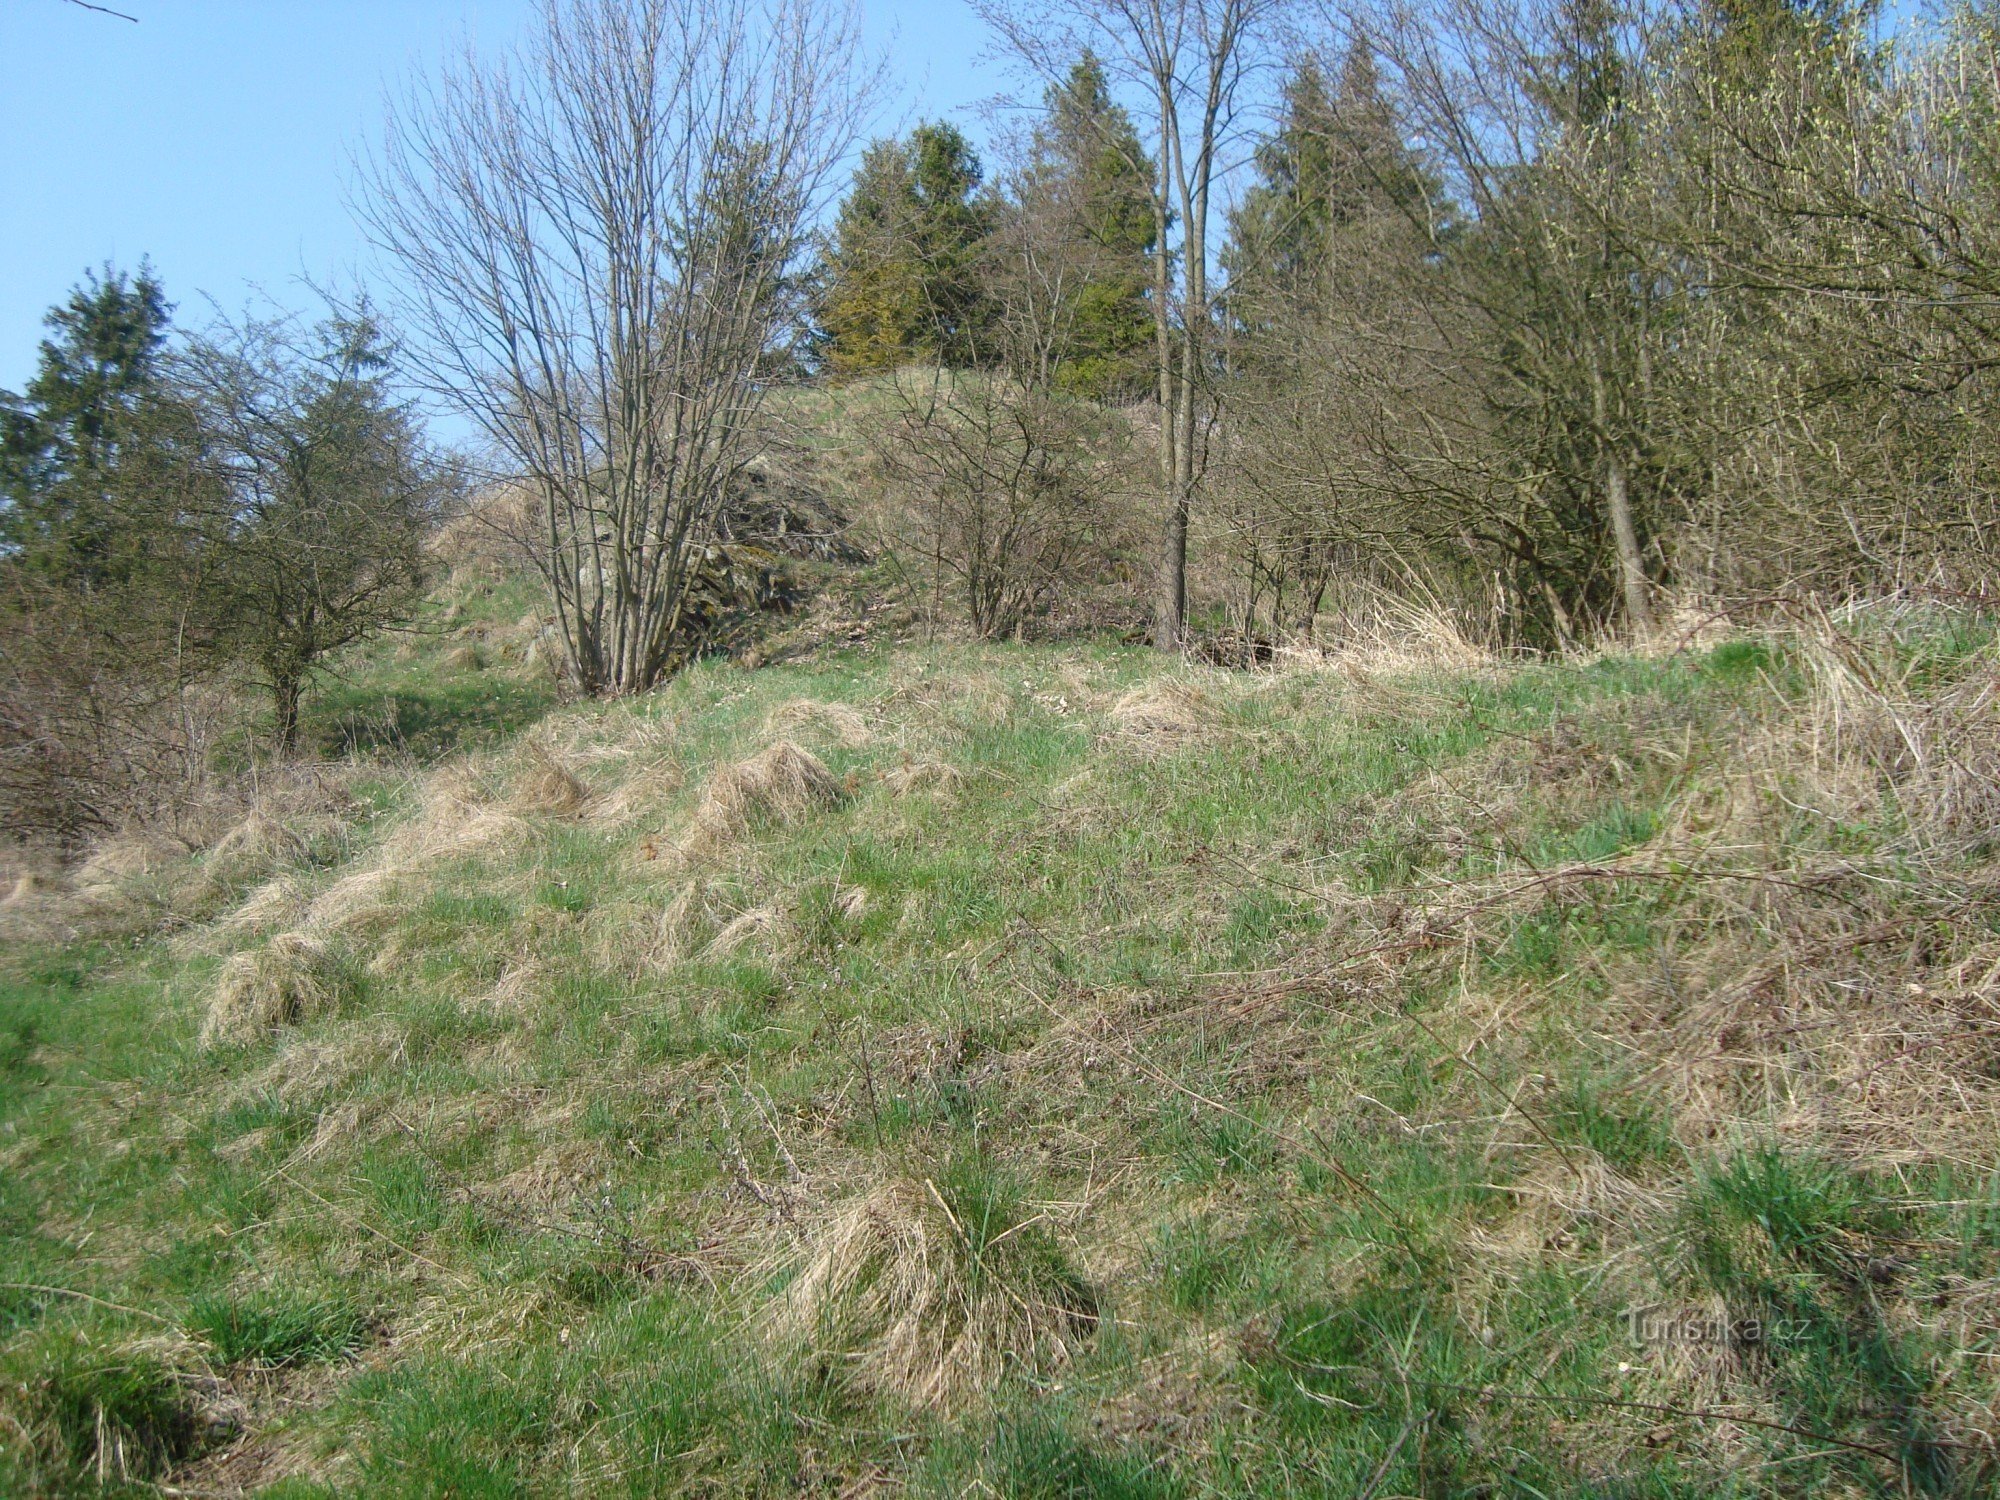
868,148,1139,640
974,0,1283,649
359,0,869,694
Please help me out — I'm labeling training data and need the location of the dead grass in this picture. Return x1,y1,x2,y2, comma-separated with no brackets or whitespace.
703,905,786,959
882,759,962,797
200,932,358,1048
593,760,686,827
382,763,529,863
676,741,843,860
73,831,180,891
764,698,873,748
1301,588,1497,677
210,875,308,940
1109,680,1224,751
766,1174,1096,1413
513,738,591,818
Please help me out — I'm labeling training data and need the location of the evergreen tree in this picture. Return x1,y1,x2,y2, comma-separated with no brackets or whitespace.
818,124,990,373
1024,52,1157,398
1223,47,1439,322
0,264,176,584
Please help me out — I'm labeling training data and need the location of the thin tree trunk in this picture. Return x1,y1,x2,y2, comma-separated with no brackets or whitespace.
1606,451,1654,637
273,672,303,754
1151,77,1183,651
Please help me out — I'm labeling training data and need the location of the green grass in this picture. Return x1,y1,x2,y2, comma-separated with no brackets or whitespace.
3,613,1998,1494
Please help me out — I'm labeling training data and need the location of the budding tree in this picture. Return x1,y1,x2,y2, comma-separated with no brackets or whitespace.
361,0,869,693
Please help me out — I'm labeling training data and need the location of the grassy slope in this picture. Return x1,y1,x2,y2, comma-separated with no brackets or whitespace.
3,605,1999,1497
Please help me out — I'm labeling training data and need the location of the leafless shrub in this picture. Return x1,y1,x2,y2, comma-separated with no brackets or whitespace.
0,575,222,846
871,369,1134,639
361,0,873,694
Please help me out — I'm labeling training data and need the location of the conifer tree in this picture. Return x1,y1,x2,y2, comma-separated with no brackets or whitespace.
819,124,990,373
1021,52,1157,398
0,264,177,586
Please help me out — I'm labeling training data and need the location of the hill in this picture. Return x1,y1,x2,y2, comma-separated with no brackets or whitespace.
3,598,1998,1496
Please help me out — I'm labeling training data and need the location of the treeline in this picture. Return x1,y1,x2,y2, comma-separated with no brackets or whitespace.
0,270,456,838
8,0,2000,844
818,0,2000,648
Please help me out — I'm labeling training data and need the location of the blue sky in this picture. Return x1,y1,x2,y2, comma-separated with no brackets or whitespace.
0,0,1002,394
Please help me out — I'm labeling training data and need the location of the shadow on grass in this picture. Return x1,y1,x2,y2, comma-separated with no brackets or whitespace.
307,671,558,760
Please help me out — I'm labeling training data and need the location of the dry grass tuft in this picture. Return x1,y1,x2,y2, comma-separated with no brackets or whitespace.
678,741,842,858
205,811,311,880
1305,588,1496,677
882,759,962,797
300,866,406,935
649,880,731,967
1789,618,2000,854
1109,680,1223,750
765,698,873,748
382,763,529,862
212,874,308,939
74,831,179,890
443,643,486,672
767,1175,1095,1413
200,932,357,1047
703,905,786,959
514,739,591,818
594,759,686,827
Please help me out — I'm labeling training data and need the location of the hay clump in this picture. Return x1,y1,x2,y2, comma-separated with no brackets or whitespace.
383,763,529,861
595,759,686,827
204,811,312,883
200,932,358,1047
73,832,179,891
514,738,591,818
883,759,962,797
764,698,873,748
210,874,307,940
703,905,786,959
767,1171,1095,1413
680,741,842,857
1109,680,1223,750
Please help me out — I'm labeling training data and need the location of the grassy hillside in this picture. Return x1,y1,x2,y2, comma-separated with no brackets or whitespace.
3,602,1999,1496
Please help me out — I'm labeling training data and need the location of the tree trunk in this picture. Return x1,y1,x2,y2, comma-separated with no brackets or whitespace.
1605,451,1654,638
273,671,303,754
1150,80,1183,652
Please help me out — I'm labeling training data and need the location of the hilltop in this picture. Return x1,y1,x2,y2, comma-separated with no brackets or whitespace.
2,585,1998,1497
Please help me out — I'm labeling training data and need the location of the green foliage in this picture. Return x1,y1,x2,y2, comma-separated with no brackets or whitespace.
819,124,991,372
25,1342,203,1487
187,1291,368,1366
0,263,178,585
186,307,455,747
1025,53,1159,398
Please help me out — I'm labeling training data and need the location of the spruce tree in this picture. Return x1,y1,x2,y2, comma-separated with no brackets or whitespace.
818,124,990,373
1223,46,1439,326
1026,52,1157,398
0,264,175,585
